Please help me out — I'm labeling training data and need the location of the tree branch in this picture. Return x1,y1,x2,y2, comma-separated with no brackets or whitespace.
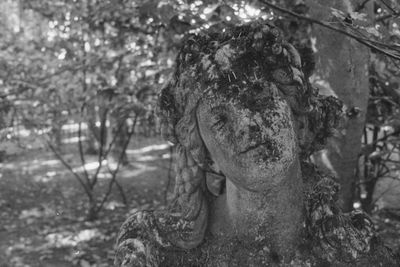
259,0,400,61
95,115,137,213
95,122,135,214
46,138,92,199
355,0,372,12
78,121,91,186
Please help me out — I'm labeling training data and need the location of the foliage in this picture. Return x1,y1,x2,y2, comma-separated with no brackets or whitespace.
356,0,400,212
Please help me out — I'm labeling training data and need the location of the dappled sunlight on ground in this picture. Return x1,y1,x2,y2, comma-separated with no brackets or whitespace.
0,136,171,266
72,160,108,173
44,229,102,247
62,136,88,144
118,163,158,180
126,143,171,155
0,157,62,171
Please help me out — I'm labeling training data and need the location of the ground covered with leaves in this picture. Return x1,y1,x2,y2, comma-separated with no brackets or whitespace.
0,136,172,267
1,136,400,267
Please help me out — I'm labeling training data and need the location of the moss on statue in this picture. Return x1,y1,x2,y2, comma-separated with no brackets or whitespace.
115,21,400,267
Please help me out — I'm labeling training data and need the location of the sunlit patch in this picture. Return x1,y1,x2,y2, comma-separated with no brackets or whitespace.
57,48,67,60
19,207,43,219
62,136,88,144
41,160,61,167
47,171,57,176
161,153,170,159
353,202,361,209
72,160,107,172
31,170,58,183
98,172,112,179
105,200,125,210
126,144,171,155
36,128,51,135
244,4,261,17
135,155,159,162
44,229,101,247
118,163,157,179
17,129,30,137
61,123,88,131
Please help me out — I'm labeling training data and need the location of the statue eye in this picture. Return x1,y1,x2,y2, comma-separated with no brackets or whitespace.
211,113,228,130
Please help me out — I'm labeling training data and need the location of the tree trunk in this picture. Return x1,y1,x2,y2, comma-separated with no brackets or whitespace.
306,0,370,211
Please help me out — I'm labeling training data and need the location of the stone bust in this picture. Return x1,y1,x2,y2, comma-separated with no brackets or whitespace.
114,21,399,266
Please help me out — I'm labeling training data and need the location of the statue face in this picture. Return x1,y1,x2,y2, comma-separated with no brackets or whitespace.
196,83,298,192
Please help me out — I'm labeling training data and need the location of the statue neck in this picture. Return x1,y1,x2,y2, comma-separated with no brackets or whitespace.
209,157,304,260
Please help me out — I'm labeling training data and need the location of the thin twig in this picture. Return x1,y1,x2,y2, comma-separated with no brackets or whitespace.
379,0,398,14
95,116,137,213
91,118,128,185
90,119,125,184
259,0,400,61
370,129,400,146
355,0,372,12
95,127,134,213
114,179,128,204
91,106,109,187
45,138,92,198
78,121,91,186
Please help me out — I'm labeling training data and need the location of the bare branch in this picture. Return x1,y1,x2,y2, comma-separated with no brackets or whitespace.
45,138,92,199
78,121,91,186
95,116,137,213
355,0,372,12
259,0,400,61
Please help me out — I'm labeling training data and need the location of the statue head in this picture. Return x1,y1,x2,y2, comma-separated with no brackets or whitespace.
159,20,341,191
157,22,342,240
116,21,399,267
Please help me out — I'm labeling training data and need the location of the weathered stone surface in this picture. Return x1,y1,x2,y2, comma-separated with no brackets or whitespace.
114,21,399,267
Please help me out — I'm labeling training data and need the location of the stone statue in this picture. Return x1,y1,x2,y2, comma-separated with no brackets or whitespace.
114,21,399,266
